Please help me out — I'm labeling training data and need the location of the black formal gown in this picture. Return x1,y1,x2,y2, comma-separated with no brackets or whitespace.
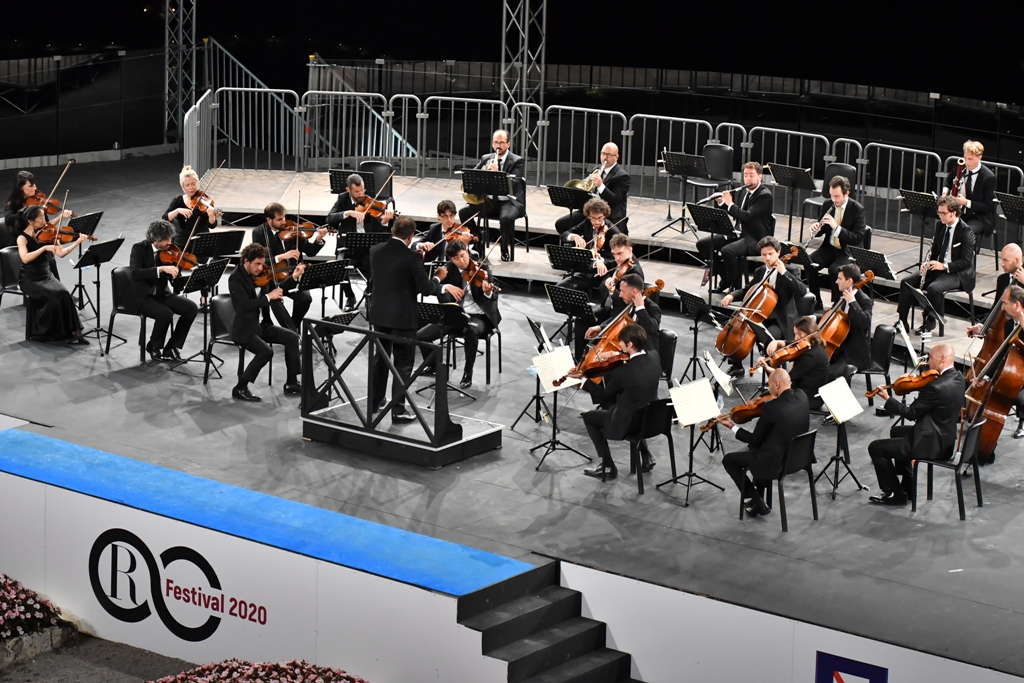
18,234,81,341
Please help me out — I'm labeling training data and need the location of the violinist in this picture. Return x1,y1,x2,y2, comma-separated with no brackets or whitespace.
253,202,330,329
415,239,500,389
580,323,662,481
577,273,662,364
895,195,975,336
720,368,809,517
228,243,305,402
867,344,964,506
326,173,395,234
556,198,622,297
3,170,72,248
163,165,220,248
758,316,829,404
597,235,644,310
457,128,526,262
554,142,631,234
804,176,865,308
719,236,808,377
697,161,774,293
128,220,198,361
14,206,89,344
829,263,873,372
415,200,481,263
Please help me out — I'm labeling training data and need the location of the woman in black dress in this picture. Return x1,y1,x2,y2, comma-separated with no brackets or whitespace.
15,206,89,344
3,170,72,249
162,165,220,247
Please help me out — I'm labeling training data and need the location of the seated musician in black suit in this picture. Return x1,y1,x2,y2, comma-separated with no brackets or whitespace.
829,263,873,373
577,273,661,364
554,142,630,234
415,199,482,264
457,128,526,262
867,343,965,506
946,139,996,242
416,240,501,389
327,173,395,285
758,316,830,406
720,368,810,517
805,175,866,307
228,243,305,402
697,161,774,293
252,202,331,329
594,234,644,314
580,323,663,481
896,195,975,335
719,236,808,376
556,198,622,295
129,220,199,361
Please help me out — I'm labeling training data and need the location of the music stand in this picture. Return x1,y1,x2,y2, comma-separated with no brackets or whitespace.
897,190,938,275
546,243,595,275
814,377,868,499
338,232,391,309
677,288,727,381
329,169,377,196
176,258,230,376
687,202,737,303
544,284,595,346
656,378,724,506
462,169,514,248
906,284,945,342
547,185,592,214
849,246,896,282
413,301,474,402
298,259,352,317
655,152,708,235
73,237,124,354
766,164,816,241
996,192,1024,248
67,211,103,314
528,344,592,471
512,317,556,430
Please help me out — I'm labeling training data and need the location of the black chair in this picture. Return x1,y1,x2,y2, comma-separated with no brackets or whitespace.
0,245,25,308
658,328,677,388
358,160,395,209
106,266,152,362
686,143,735,202
623,398,676,495
441,323,502,385
740,429,819,532
799,162,858,238
937,289,975,337
855,324,895,407
206,294,277,386
796,290,817,317
912,419,984,520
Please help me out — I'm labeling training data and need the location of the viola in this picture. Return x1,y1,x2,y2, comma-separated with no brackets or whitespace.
252,260,293,288
748,336,814,375
817,271,874,358
24,191,63,217
700,393,774,432
36,223,96,245
157,244,199,271
865,368,939,399
354,195,389,219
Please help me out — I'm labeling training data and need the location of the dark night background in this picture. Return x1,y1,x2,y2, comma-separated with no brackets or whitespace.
15,1,1024,104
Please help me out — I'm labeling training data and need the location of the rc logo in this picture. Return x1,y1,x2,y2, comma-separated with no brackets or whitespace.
815,651,889,683
88,528,222,642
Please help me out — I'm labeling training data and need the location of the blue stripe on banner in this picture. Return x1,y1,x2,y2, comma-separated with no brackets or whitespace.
0,430,533,596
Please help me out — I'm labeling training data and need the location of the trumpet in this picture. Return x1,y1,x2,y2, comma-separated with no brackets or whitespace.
564,165,604,193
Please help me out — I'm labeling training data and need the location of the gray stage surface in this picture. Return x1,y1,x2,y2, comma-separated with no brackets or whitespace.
2,157,1024,677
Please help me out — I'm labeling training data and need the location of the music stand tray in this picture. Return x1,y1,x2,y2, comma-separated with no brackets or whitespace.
547,185,592,213
189,230,246,259
74,237,124,353
996,192,1024,245
329,169,377,196
337,232,392,253
766,163,816,192
664,151,708,180
298,259,351,292
849,246,896,281
462,169,512,199
182,258,229,296
546,244,595,274
68,211,103,237
687,202,737,301
545,284,596,346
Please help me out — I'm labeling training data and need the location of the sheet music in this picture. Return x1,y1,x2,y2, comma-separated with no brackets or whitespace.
532,346,581,393
819,377,864,424
702,351,734,396
669,378,721,427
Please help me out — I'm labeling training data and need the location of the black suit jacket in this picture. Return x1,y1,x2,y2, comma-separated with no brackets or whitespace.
946,164,996,234
562,224,622,270
736,388,810,480
252,223,325,260
730,265,808,340
437,260,501,327
598,164,630,225
228,265,297,338
368,237,442,329
584,351,662,440
830,288,873,371
788,344,829,400
129,240,171,300
476,151,526,208
926,219,976,291
815,198,866,256
883,368,966,458
726,185,774,241
326,192,389,233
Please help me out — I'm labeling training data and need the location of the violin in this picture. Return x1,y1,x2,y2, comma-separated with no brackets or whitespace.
187,190,216,216
252,260,293,288
442,222,479,243
865,368,939,399
36,222,96,245
554,279,665,386
157,244,200,271
463,259,499,292
817,271,874,358
700,393,774,432
748,336,814,375
275,219,333,243
354,195,389,219
612,258,635,283
25,191,64,217
781,245,801,263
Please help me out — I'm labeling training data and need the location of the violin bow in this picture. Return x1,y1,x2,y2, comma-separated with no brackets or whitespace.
41,160,75,215
51,190,71,245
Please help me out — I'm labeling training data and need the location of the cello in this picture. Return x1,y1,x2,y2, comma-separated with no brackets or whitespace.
553,279,665,386
715,269,779,363
817,270,874,359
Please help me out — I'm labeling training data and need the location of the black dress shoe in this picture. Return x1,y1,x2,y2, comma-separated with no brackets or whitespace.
283,382,302,396
914,322,935,336
744,497,771,516
1014,422,1024,439
232,386,261,402
163,347,182,361
146,342,161,360
868,491,907,506
459,372,473,389
70,335,90,346
392,408,416,424
421,365,437,376
583,465,617,480
641,457,656,473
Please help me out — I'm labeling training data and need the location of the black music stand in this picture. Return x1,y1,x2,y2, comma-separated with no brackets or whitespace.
337,232,391,309
68,211,103,314
655,151,708,235
897,190,938,275
996,192,1024,250
906,283,946,341
814,417,866,500
677,289,728,381
547,185,592,215
329,169,377,196
298,259,352,317
176,258,230,376
512,317,556,430
413,301,474,402
546,244,595,275
462,169,514,249
849,246,896,282
73,237,124,354
687,202,737,303
544,284,595,347
766,164,816,241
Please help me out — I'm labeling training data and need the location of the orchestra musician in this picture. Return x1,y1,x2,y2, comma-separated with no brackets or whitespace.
457,129,526,262
597,234,644,309
14,206,89,344
577,272,662,366
945,140,996,242
720,368,810,517
867,344,964,506
228,243,305,402
554,142,630,234
557,198,623,298
3,170,72,249
697,161,774,293
129,220,199,361
580,323,662,481
895,195,975,335
252,202,331,329
967,243,1024,441
415,199,481,263
719,236,808,376
804,176,865,308
367,216,446,423
416,240,501,389
327,173,396,283
163,165,220,248
759,316,830,405
829,263,873,372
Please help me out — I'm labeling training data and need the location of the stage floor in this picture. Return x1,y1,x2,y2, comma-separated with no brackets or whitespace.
3,157,1024,677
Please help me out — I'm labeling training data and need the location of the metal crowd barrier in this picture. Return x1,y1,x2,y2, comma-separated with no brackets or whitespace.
540,105,629,189
387,94,423,176
183,89,213,177
862,143,942,236
626,114,713,202
510,102,544,170
419,96,508,180
300,90,392,171
213,87,301,171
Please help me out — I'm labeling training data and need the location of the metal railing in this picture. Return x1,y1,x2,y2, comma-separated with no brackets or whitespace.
213,87,301,171
540,105,628,188
419,96,508,180
299,91,409,171
627,115,714,201
183,88,213,176
941,156,1024,196
862,143,943,236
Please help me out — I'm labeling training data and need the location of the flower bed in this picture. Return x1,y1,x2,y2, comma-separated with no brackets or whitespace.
152,659,369,682
0,574,61,641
